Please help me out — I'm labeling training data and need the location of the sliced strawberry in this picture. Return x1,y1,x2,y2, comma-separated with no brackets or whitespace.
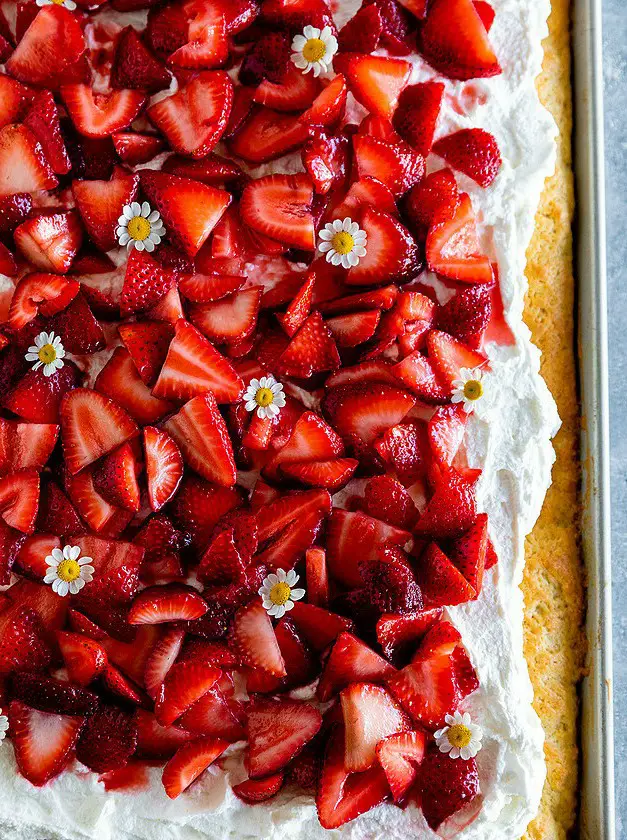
247,698,322,778
288,602,354,652
72,171,139,253
300,73,348,127
64,467,126,534
6,6,85,88
393,81,444,156
335,53,411,119
14,534,58,581
135,709,193,758
415,468,478,540
233,772,284,803
353,134,425,197
360,547,423,614
255,61,321,111
419,746,480,830
162,736,229,798
428,404,468,466
276,273,315,338
318,287,399,318
176,686,245,741
0,420,58,476
376,729,426,802
419,0,500,80
153,319,243,403
363,475,418,529
169,0,229,69
99,624,160,685
323,382,415,448
156,660,221,725
305,546,328,607
8,700,84,786
75,705,138,773
229,107,311,163
112,132,164,165
331,175,398,221
197,529,244,585
14,212,83,275
58,631,107,686
347,207,420,286
120,248,177,317
231,600,286,678
376,608,443,665
240,174,314,251
92,442,140,513
427,329,487,389
302,131,347,196
169,474,241,550
43,291,105,355
281,459,358,490
10,672,97,716
129,584,208,625
255,489,331,552
266,410,343,477
239,30,290,85
70,535,142,606
0,192,32,234
279,312,340,378
118,321,173,387
448,512,488,594
316,726,390,829
391,351,449,402
23,90,71,175
111,26,172,93
318,632,395,702
436,285,492,346
143,426,183,512
4,360,80,425
179,272,245,304
326,310,381,348
426,193,493,283
0,77,29,131
0,603,51,674
190,288,261,344
95,347,176,426
341,682,410,772
0,470,39,533
433,128,501,187
338,3,382,52
61,85,145,138
147,71,233,158
101,663,145,706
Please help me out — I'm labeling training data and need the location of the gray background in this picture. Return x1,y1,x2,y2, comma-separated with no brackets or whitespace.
602,0,625,834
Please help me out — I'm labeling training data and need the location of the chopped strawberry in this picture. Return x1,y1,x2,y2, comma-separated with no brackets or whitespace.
164,154,243,188
254,489,331,570
168,0,229,69
419,746,480,830
229,107,311,164
415,467,479,542
162,736,229,798
120,248,177,317
326,310,381,348
91,442,140,513
0,420,58,477
428,404,468,465
190,287,261,344
419,0,501,80
112,132,164,165
179,272,245,304
64,467,127,535
433,128,501,188
305,546,328,607
281,458,358,490
58,631,107,686
427,329,487,389
240,174,314,251
8,699,84,786
338,3,382,52
266,410,343,477
347,207,420,286
391,351,449,402
169,474,240,550
363,475,418,529
95,347,176,426
4,359,80,424
176,686,245,740
0,603,51,674
14,534,57,581
406,168,460,239
335,53,411,119
43,292,105,355
473,0,495,30
111,26,172,93
359,548,423,614
240,31,291,85
279,312,340,378
155,660,221,725
436,284,492,348
302,131,347,196
10,673,97,717
248,699,321,779
259,0,335,30
72,171,139,253
23,90,71,175
316,726,390,829
231,600,286,678
135,708,193,758
426,193,493,283
0,192,32,234
14,212,82,275
129,584,207,625
395,0,429,18
0,470,39,533
376,608,443,665
147,71,233,158
118,321,173,387
142,426,183,512
61,85,145,139
76,705,138,773
255,62,321,111
353,134,425,197
318,632,395,702
6,6,85,88
393,81,444,155
376,729,426,802
0,77,29,131
153,319,243,403
233,772,284,803
448,512,488,594
197,529,244,585
341,682,410,772
322,382,415,449
288,602,354,652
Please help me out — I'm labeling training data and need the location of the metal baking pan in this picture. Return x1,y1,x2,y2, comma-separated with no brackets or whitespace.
573,0,615,837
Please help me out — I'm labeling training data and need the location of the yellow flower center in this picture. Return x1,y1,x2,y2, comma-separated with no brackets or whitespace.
302,38,326,63
255,387,275,407
127,216,152,241
56,559,81,583
51,0,66,5
463,379,483,401
269,582,291,606
447,724,473,749
37,344,57,364
331,231,355,255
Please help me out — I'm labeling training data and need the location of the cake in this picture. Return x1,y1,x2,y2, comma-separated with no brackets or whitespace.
0,0,584,838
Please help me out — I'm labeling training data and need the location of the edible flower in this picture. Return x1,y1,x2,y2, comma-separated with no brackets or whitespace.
116,201,165,252
318,218,368,268
44,545,95,597
259,569,305,618
434,711,483,760
451,367,486,413
244,375,286,420
0,710,8,743
291,25,338,77
36,0,77,10
25,331,65,377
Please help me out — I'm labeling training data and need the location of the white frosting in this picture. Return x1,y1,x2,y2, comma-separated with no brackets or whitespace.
0,0,560,837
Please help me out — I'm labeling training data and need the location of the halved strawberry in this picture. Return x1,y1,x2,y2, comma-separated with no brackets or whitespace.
162,736,229,798
335,53,411,119
0,419,58,476
331,175,398,220
95,347,176,426
57,631,107,686
406,168,459,242
190,288,261,343
118,321,173,387
75,705,138,773
61,85,145,138
111,26,172,93
414,543,476,608
419,746,480,830
318,632,395,702
433,128,501,187
346,207,420,286
129,584,207,625
0,192,32,233
14,212,83,274
233,772,284,803
376,729,426,802
316,726,390,829
23,90,71,175
419,0,500,80
288,602,354,652
231,600,286,678
229,107,311,164
169,0,229,69
112,132,164,165
436,285,492,347
6,6,85,88
10,672,97,716
147,71,233,158
135,709,193,759
318,286,399,317
64,467,128,535
72,535,142,606
43,291,105,355
247,698,322,778
156,660,221,725
72,171,139,253
169,474,241,550
60,389,138,475
448,512,488,594
391,351,449,402
0,470,39,533
353,134,425,197
164,392,237,486
266,410,343,477
92,442,140,513
338,3,382,52
279,311,340,378
101,663,145,706
363,475,418,529
326,310,381,347
428,404,468,465
140,170,231,257
120,247,177,318
240,174,314,251
281,459,358,490
341,682,410,772
4,361,80,425
8,700,85,786
178,686,244,740
376,608,443,665
322,382,415,448
254,61,321,111
179,272,244,304
254,489,332,570
305,546,328,607
302,131,348,196
360,547,422,614
197,529,244,585
143,426,183,512
153,319,243,403
427,329,486,389
426,193,493,283
393,81,444,156
300,73,348,127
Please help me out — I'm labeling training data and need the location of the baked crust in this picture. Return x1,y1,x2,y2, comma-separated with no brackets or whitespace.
523,1,586,837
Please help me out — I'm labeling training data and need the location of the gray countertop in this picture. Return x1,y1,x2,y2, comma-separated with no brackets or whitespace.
602,0,624,833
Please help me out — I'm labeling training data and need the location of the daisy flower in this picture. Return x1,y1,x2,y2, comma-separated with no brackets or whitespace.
451,367,486,414
434,711,483,760
25,331,65,377
43,545,95,597
0,710,8,743
259,569,306,619
318,218,367,268
116,202,165,252
36,0,77,10
244,375,286,420
291,25,338,77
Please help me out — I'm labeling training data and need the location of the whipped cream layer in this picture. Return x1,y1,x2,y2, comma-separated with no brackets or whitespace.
0,0,559,837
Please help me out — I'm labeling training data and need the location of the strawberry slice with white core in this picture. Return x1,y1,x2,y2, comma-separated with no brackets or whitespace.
323,382,415,446
265,410,344,477
162,736,230,798
14,212,83,275
352,135,425,197
247,698,322,778
280,458,358,490
128,584,208,625
0,470,39,533
231,600,286,678
347,207,420,286
144,627,185,700
6,7,85,88
305,546,329,608
426,194,493,284
72,171,139,252
179,272,245,304
376,729,427,802
428,404,468,464
176,687,245,741
95,347,176,426
326,310,381,347
164,392,237,486
233,772,284,803
189,288,261,344
427,329,487,390
60,390,139,475
61,86,146,138
341,682,411,772
57,631,107,687
335,53,411,119
288,602,354,652
144,426,183,511
240,174,315,251
156,660,222,726
168,2,229,69
8,273,77,330
317,632,396,702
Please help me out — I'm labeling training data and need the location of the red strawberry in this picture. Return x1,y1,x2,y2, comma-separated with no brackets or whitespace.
64,467,128,535
147,71,233,158
197,529,245,585
433,128,501,187
485,537,498,569
391,351,448,402
335,53,410,119
436,285,492,346
338,4,382,52
254,61,321,111
316,726,390,829
359,548,423,614
473,0,495,30
278,312,340,378
153,319,243,403
23,90,71,175
302,132,348,196
254,489,331,571
0,470,39,533
176,686,245,741
120,249,177,317
281,458,358,490
330,174,398,220
341,682,410,772
76,705,138,773
118,321,173,387
231,600,286,678
426,193,493,283
240,174,314,251
72,171,139,253
14,534,58,581
393,81,444,155
162,736,229,798
0,76,29,131
414,542,477,608
70,535,142,607
6,6,85,88
275,272,316,337
92,443,141,513
57,631,107,686
363,475,418,529
61,85,145,138
111,26,172,93
0,420,58,477
168,0,229,69
353,134,425,197
319,286,399,317
169,474,240,550
212,509,258,566
376,608,443,665
95,347,175,426
44,292,106,355
142,426,183,512
155,660,221,725
376,729,426,802
8,273,78,332
190,288,261,344
10,673,97,716
326,310,381,348
164,392,237,486
135,709,193,758
5,361,78,426
266,410,343,478
259,0,335,30
247,698,322,778
8,699,85,786
288,602,354,652
317,632,395,702
0,604,51,674
0,192,32,234
420,0,500,80
395,0,428,19
101,663,145,706
448,513,488,594
129,584,208,625
112,131,164,165
14,212,83,274
347,207,420,286
323,382,415,448
305,546,328,608
429,329,487,389
428,404,468,465
179,272,245,304
233,772,284,803
419,746,480,830
229,107,310,164
406,168,460,239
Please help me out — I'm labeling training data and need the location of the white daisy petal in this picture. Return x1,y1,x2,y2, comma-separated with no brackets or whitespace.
292,35,307,49
285,570,298,586
276,569,287,582
290,588,306,601
257,406,267,419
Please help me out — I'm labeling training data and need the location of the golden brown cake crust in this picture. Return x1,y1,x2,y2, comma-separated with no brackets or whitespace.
522,1,586,837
